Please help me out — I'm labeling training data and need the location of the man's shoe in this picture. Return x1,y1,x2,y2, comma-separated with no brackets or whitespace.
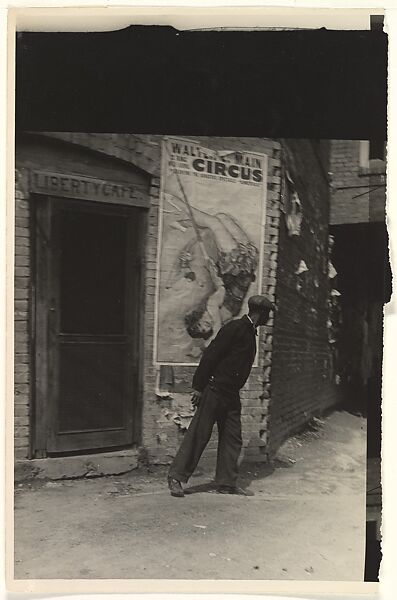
168,476,184,497
217,485,248,496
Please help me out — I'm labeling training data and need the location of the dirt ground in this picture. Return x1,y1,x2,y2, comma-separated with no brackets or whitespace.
13,409,366,581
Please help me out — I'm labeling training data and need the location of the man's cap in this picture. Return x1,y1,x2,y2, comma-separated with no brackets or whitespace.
248,295,276,313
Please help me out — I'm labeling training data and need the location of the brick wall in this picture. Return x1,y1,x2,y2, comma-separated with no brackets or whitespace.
330,140,386,225
268,139,337,455
14,168,31,459
14,134,154,459
15,133,284,463
15,133,336,465
38,133,161,177
136,136,282,464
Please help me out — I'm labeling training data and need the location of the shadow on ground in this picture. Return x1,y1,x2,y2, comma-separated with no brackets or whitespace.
183,460,276,496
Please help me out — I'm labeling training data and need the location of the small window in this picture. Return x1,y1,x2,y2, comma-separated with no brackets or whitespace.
359,140,386,171
369,139,386,161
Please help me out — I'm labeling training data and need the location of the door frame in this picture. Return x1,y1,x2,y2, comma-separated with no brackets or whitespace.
31,194,147,457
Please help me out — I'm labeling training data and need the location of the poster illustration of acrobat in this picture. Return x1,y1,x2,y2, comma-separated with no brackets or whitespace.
155,137,268,365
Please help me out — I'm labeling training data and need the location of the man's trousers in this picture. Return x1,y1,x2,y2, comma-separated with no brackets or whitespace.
168,385,243,487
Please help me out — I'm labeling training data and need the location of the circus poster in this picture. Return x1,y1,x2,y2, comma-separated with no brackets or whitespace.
154,137,268,365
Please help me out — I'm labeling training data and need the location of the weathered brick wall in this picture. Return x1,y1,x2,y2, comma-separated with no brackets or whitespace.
18,133,333,466
14,168,31,459
330,140,386,225
38,133,161,177
14,134,155,459
136,136,282,465
15,134,282,463
267,139,337,456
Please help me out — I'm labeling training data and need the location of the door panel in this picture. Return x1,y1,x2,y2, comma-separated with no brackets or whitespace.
42,198,142,454
58,341,126,433
59,210,127,335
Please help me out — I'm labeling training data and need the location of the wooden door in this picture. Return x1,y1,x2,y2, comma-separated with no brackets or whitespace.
34,197,144,454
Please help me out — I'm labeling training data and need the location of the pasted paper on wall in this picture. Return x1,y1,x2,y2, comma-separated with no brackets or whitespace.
154,137,268,365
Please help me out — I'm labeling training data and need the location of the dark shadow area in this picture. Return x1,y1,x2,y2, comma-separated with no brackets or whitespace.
237,461,277,493
184,481,218,495
330,222,390,456
16,28,387,140
364,521,381,582
184,461,276,495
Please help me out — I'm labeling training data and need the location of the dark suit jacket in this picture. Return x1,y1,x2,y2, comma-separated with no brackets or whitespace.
192,315,257,397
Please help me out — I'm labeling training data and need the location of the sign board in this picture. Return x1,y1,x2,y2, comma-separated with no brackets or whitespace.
30,170,149,208
154,137,268,366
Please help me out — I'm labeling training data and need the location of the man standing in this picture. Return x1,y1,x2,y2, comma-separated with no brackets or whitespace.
167,295,275,497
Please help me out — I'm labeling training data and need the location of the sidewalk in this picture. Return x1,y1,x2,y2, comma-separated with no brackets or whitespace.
14,409,366,581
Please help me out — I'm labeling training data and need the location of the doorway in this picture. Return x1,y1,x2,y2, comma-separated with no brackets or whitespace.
34,197,145,455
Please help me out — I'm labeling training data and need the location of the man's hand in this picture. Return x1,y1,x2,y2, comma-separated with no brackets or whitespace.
191,389,202,408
